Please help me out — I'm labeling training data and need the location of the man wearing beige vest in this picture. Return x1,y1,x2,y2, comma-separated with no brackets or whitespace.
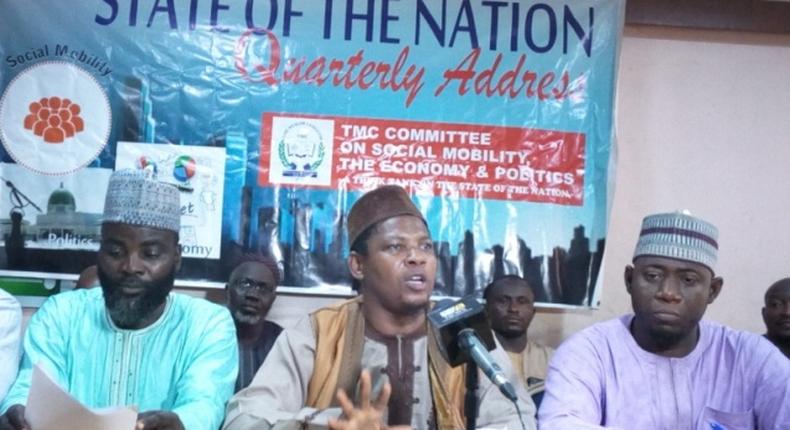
223,185,535,430
484,275,553,410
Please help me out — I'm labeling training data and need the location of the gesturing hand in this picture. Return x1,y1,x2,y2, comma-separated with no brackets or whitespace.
327,369,411,430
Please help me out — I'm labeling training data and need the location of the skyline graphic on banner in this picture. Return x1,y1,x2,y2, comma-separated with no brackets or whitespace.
0,0,625,307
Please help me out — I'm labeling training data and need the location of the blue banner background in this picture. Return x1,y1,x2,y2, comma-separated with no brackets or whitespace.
0,0,625,307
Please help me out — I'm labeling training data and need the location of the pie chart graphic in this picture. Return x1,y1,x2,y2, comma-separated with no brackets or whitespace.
173,155,196,182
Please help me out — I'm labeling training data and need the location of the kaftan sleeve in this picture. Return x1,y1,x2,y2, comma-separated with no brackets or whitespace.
0,292,74,413
537,333,623,430
170,305,239,430
752,338,790,430
222,316,336,430
0,290,22,403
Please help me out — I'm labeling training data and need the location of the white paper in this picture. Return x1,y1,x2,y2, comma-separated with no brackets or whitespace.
25,364,138,430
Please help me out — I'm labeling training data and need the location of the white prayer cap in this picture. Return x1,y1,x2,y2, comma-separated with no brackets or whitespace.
102,169,180,233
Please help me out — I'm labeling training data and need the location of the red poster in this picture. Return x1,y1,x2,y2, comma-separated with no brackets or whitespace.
260,113,585,205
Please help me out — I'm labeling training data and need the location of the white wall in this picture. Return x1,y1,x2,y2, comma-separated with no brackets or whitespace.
528,26,790,347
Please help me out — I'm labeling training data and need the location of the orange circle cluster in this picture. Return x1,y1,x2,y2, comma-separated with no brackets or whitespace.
23,96,84,144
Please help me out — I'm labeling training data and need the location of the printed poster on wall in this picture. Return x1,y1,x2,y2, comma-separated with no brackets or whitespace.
0,0,626,307
0,163,111,252
115,142,226,260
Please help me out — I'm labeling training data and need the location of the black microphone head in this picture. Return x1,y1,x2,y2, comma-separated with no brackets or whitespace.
431,298,457,312
428,295,495,366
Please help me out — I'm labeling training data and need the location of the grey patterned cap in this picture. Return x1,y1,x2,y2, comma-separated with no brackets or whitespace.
633,211,718,273
102,169,181,233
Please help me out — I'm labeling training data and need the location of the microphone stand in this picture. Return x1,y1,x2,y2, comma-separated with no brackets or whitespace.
464,361,478,430
4,179,43,213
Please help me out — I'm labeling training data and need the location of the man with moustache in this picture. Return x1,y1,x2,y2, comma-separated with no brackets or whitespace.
223,185,534,430
763,278,790,358
226,255,283,392
484,275,553,409
0,169,238,430
539,212,790,429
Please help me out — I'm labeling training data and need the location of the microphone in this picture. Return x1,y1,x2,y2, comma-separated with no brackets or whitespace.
428,296,518,402
457,328,517,401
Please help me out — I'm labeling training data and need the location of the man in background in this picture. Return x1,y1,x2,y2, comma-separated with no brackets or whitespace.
763,277,790,358
226,255,283,392
484,275,553,409
0,169,237,430
539,212,790,429
0,288,21,402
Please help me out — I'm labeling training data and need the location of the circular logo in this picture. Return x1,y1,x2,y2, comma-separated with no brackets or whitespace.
0,60,111,176
173,155,196,182
278,122,325,174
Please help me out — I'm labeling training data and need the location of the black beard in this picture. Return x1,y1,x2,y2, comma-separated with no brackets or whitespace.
768,331,790,344
646,328,686,349
98,266,176,329
495,327,526,339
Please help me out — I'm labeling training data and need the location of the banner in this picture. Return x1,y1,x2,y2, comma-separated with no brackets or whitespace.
0,0,625,307
261,113,585,205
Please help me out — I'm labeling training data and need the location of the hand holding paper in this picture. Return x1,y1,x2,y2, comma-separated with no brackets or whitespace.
24,364,138,430
0,404,29,430
135,410,184,430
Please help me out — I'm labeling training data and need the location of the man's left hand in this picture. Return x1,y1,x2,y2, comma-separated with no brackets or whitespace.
136,411,184,430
